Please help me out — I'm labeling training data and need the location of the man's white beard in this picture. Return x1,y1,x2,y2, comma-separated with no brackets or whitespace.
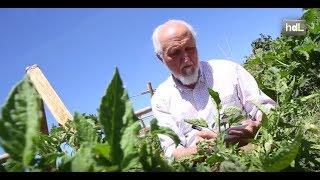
173,65,200,85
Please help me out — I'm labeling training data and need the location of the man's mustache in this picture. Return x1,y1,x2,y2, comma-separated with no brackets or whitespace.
181,63,194,70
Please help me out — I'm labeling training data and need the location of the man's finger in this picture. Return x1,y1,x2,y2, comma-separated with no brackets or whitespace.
227,124,248,131
197,129,217,140
228,129,245,136
225,135,251,146
228,128,253,139
224,135,241,143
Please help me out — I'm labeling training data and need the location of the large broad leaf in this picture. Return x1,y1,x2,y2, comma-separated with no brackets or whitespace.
98,68,141,170
263,132,302,172
0,76,42,170
120,121,141,171
119,83,141,171
71,146,94,172
70,143,117,172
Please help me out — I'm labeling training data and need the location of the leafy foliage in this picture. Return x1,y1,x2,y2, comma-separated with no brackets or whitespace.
0,69,174,172
184,119,208,128
0,76,42,171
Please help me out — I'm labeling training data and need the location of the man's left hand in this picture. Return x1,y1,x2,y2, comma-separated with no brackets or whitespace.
225,119,261,146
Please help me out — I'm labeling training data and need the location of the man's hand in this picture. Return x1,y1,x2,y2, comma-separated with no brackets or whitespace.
196,128,218,141
225,119,261,147
172,129,217,159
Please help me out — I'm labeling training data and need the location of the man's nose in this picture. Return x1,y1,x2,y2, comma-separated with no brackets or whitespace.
181,51,190,62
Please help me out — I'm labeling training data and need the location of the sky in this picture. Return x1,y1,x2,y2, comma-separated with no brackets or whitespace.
0,8,303,154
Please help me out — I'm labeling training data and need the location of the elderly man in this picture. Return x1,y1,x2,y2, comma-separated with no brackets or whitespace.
151,19,276,159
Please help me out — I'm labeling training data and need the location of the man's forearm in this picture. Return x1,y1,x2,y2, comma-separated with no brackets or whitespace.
172,145,197,159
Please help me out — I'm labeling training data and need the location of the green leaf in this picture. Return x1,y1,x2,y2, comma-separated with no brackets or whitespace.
264,136,273,154
150,118,180,147
71,143,118,172
219,159,247,172
120,121,141,171
184,118,208,128
222,106,246,126
250,100,270,115
73,113,98,144
138,142,152,171
71,146,95,172
3,159,24,172
150,118,160,131
99,68,126,166
208,88,221,107
263,132,302,172
300,93,320,102
293,41,317,58
206,153,224,165
195,163,211,172
0,164,6,172
303,9,320,25
301,51,309,60
208,88,221,132
0,76,42,170
92,143,111,161
57,154,73,172
153,127,181,147
98,68,141,170
137,133,173,172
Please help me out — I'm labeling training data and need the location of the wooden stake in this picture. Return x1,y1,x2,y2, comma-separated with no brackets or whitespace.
26,64,73,125
147,82,154,97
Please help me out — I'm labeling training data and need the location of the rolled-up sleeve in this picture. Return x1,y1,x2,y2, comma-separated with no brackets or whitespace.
235,64,277,121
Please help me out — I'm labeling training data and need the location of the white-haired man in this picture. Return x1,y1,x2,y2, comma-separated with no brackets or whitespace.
151,19,276,159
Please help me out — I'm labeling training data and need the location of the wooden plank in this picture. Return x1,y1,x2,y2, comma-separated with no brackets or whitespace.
26,64,73,125
134,106,153,129
134,106,152,118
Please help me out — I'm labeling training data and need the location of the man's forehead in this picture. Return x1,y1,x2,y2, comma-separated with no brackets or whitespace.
158,23,192,45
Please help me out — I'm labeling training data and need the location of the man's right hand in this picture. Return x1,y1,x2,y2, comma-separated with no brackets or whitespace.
172,129,217,159
196,128,218,140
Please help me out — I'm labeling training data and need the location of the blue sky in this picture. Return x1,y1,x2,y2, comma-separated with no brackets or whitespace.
0,8,303,154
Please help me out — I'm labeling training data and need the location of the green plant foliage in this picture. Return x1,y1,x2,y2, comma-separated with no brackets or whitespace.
0,76,42,171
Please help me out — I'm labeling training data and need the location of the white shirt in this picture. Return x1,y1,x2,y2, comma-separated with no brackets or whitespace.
151,59,276,158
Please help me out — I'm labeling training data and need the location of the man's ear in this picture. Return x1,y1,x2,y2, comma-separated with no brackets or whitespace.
156,53,163,62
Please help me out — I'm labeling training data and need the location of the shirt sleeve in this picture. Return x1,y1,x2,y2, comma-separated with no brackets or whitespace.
235,64,277,121
151,93,186,158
